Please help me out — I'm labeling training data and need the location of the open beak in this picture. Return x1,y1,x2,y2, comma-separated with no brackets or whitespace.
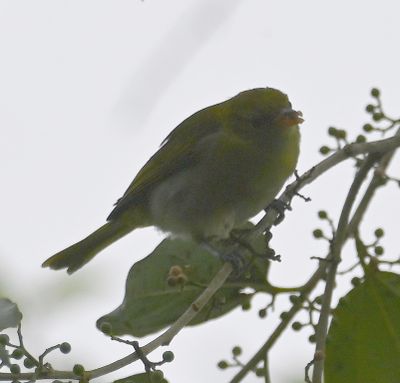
277,108,304,127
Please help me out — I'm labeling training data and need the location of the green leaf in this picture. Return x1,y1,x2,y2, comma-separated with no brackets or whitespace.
114,371,168,383
98,227,269,337
325,271,400,383
0,298,22,331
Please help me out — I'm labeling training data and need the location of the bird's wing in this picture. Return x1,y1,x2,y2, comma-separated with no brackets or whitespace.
107,104,223,220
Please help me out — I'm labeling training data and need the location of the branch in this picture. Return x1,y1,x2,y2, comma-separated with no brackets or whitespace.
253,134,400,236
1,134,399,382
311,155,378,383
347,127,400,236
229,264,326,383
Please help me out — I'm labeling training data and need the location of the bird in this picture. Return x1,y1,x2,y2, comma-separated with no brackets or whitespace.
42,87,303,274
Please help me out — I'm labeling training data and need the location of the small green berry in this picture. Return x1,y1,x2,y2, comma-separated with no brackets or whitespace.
166,276,178,287
365,104,375,113
280,311,289,320
10,364,21,375
356,134,366,143
318,210,327,219
291,321,302,331
241,301,251,311
162,351,174,363
363,124,373,132
0,334,10,345
336,129,347,139
372,112,383,122
308,334,316,343
73,364,85,376
371,88,380,98
60,342,71,354
328,127,337,136
232,346,242,356
313,229,324,239
351,277,361,287
23,358,36,369
289,295,299,304
258,308,267,318
217,360,229,369
255,368,265,377
374,246,384,256
11,349,24,360
374,228,384,238
319,146,331,155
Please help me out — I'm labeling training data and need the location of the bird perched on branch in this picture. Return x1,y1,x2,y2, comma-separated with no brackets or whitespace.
43,87,303,274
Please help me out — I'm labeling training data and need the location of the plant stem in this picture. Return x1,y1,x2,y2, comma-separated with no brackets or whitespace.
311,155,378,383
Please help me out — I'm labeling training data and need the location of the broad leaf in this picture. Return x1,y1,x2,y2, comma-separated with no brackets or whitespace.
114,371,168,383
98,227,269,337
325,271,400,383
0,298,22,331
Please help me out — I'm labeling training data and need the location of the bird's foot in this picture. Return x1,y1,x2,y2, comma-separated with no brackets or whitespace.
264,199,291,225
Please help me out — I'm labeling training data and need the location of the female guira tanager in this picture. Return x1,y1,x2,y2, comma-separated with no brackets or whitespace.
43,87,303,274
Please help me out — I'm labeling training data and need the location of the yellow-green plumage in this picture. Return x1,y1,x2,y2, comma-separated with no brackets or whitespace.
43,88,302,274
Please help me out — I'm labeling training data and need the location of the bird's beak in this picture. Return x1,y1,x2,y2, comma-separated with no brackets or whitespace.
277,108,304,127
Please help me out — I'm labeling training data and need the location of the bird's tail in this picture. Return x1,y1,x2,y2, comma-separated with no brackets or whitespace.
42,221,134,274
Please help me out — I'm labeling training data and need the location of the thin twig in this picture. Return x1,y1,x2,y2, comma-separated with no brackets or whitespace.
229,264,326,383
311,155,378,383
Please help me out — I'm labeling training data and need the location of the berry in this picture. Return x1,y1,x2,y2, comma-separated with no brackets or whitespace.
166,276,178,287
313,229,324,239
371,88,380,98
168,265,183,277
328,127,337,136
217,360,229,369
280,311,289,320
374,228,384,238
356,134,366,143
11,349,24,360
232,346,242,356
60,342,71,354
318,210,327,219
291,321,302,331
336,129,347,139
372,112,383,122
0,334,10,345
162,351,174,363
258,308,267,318
10,364,21,374
73,364,85,376
374,246,384,256
363,124,373,132
365,104,375,113
308,334,316,343
351,277,361,287
319,146,330,155
23,358,36,369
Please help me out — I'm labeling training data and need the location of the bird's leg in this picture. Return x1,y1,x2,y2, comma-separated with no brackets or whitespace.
202,239,246,278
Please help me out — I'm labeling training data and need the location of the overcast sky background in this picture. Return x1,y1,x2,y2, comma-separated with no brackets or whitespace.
1,1,400,382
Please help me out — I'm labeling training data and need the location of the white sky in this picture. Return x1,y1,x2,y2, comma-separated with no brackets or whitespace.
1,1,400,382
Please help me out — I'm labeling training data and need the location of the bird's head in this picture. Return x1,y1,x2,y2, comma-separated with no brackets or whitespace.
230,87,304,131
